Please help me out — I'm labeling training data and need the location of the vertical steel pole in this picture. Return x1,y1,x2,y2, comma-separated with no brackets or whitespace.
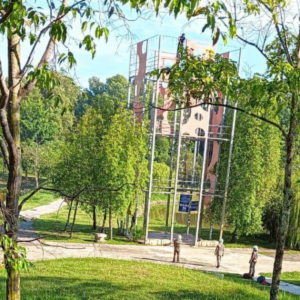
219,49,241,239
127,44,133,109
192,140,198,184
144,35,163,243
170,104,183,242
165,106,178,232
127,79,131,109
143,83,156,230
194,105,211,246
142,77,148,121
219,103,237,239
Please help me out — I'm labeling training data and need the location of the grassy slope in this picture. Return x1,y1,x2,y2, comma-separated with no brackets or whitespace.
33,203,284,249
21,190,59,211
261,272,300,287
0,258,297,300
32,203,300,252
33,205,135,245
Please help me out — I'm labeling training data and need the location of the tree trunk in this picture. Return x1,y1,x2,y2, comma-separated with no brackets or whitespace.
64,199,73,232
230,226,237,243
209,223,213,240
6,269,20,300
109,201,113,240
34,146,39,188
125,213,129,235
4,33,22,300
270,116,296,300
117,219,120,234
199,200,205,237
25,168,28,183
92,204,97,230
100,210,107,233
69,200,79,238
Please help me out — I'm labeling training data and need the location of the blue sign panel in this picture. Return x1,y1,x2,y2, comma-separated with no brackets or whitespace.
178,194,191,212
191,201,199,211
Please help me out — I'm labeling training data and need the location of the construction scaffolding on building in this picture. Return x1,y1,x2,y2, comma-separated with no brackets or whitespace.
127,35,241,246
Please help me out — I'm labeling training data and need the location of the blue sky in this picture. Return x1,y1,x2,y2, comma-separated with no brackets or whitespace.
0,5,267,89
72,11,267,87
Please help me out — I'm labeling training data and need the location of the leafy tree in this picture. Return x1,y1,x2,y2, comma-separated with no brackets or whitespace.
213,111,281,241
157,1,300,293
50,107,148,239
21,74,80,186
75,75,128,119
0,1,147,298
287,154,300,249
101,108,148,239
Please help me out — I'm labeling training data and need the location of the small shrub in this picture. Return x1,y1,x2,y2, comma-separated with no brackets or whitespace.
131,229,145,241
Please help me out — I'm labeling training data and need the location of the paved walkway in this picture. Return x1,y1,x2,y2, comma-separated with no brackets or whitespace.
18,200,300,296
19,199,66,239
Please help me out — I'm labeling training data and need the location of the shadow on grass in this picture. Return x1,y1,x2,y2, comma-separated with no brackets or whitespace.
1,277,130,300
0,260,297,300
0,276,274,300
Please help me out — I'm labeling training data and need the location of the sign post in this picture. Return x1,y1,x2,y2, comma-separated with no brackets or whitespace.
178,194,191,212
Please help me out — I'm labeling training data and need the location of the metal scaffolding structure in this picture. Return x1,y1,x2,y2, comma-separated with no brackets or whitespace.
127,35,241,246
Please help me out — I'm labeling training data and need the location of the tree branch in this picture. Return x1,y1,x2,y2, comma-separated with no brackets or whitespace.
0,57,9,107
257,0,293,65
296,16,300,67
18,183,136,212
235,33,274,66
18,186,86,212
20,0,85,98
0,137,9,167
151,101,287,138
0,1,16,25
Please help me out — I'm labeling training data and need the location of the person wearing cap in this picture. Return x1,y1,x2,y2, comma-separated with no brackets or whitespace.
249,245,258,277
178,33,186,46
176,33,186,60
173,235,182,263
215,239,225,268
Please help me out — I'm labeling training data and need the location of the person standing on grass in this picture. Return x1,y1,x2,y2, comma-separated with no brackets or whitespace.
173,235,182,263
215,239,225,268
249,245,258,277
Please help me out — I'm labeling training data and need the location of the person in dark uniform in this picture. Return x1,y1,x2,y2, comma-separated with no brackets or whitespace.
178,33,186,45
177,33,186,60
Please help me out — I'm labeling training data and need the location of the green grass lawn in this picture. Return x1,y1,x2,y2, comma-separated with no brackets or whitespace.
21,189,59,211
32,202,285,249
0,258,297,300
33,205,136,245
261,272,300,287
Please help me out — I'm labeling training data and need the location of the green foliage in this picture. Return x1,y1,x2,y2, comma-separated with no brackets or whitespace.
0,235,32,277
156,48,238,106
153,162,170,186
75,75,128,120
287,155,300,249
21,74,80,185
131,228,145,241
262,196,282,243
51,106,148,220
154,137,171,164
212,111,282,238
